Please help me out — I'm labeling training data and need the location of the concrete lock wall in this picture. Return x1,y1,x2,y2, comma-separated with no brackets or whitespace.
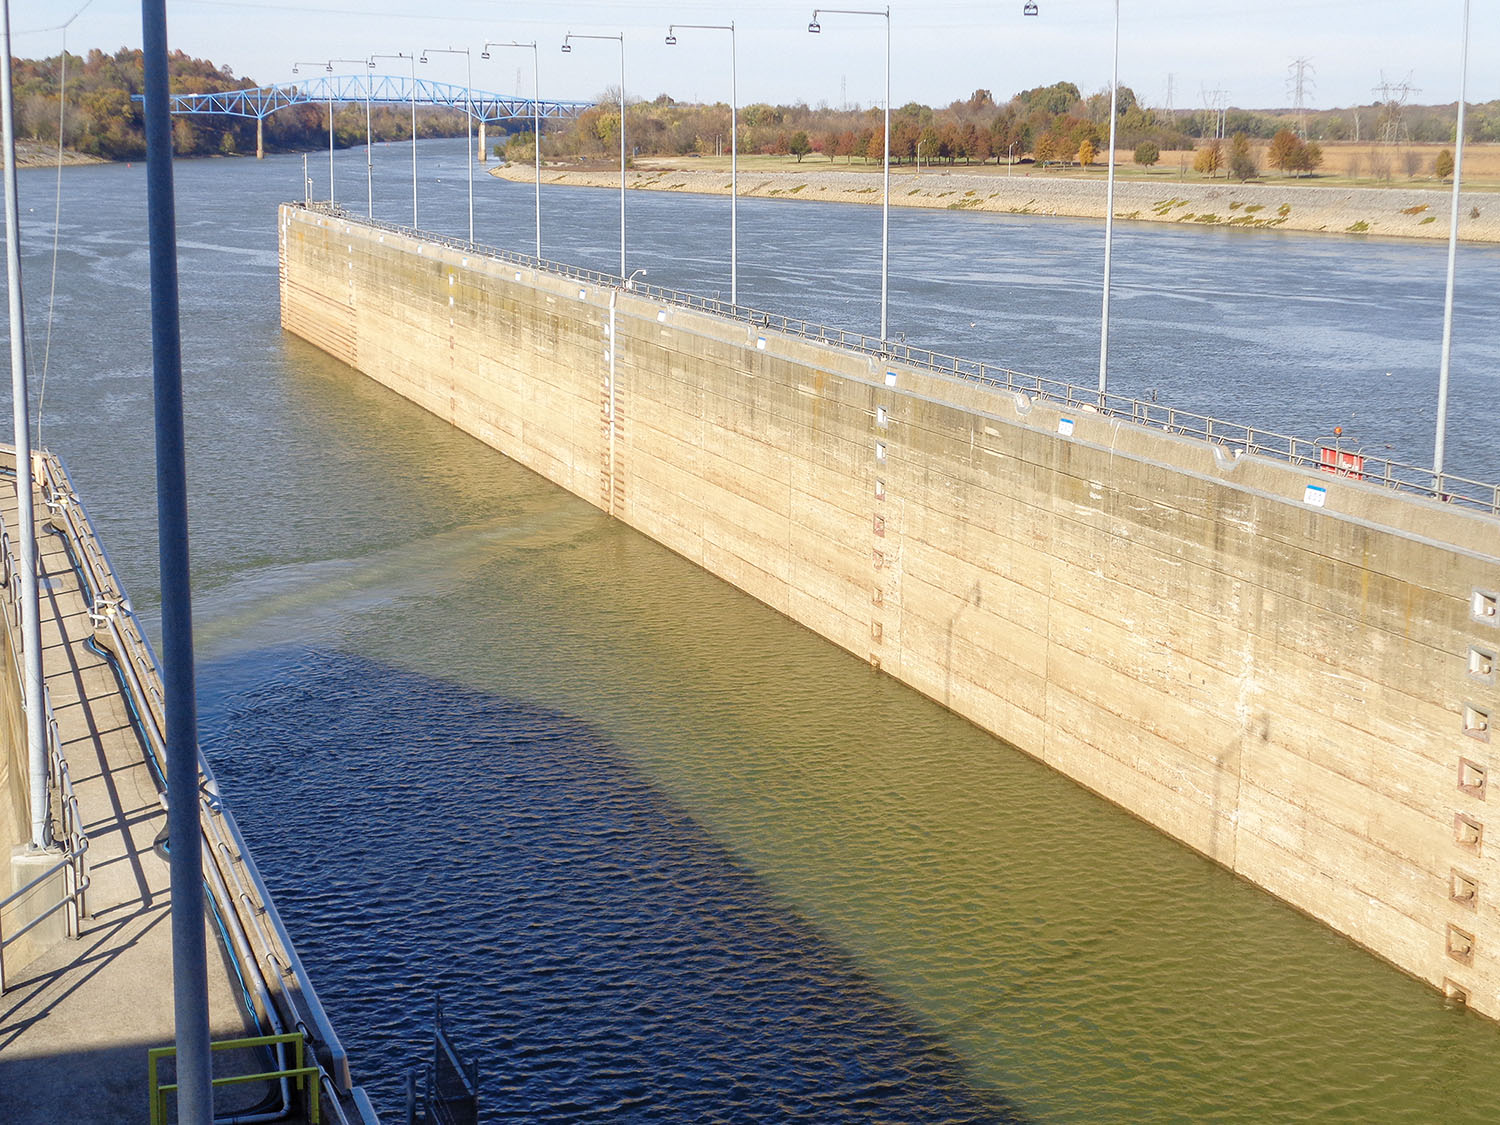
280,205,1500,1016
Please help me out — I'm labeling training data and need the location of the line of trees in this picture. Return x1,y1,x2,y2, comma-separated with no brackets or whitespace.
532,81,1199,168
14,48,1500,168
527,79,1500,171
13,48,466,161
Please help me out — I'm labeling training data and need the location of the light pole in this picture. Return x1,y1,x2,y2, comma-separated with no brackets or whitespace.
562,32,627,278
916,137,923,172
1434,0,1471,485
370,51,418,227
666,22,738,306
325,58,372,218
628,268,647,290
810,7,891,341
484,40,543,261
1007,141,1017,174
1097,0,1120,398
421,47,475,244
292,61,336,202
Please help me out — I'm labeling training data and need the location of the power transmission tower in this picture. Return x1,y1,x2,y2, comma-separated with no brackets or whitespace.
1163,72,1175,123
1286,57,1315,137
1200,85,1229,139
1372,71,1420,147
840,74,847,111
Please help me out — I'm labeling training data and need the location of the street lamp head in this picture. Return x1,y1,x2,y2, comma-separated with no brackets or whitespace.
808,19,821,33
366,59,375,68
561,42,572,53
291,64,299,74
1023,2,1039,14
665,34,677,46
481,50,490,59
324,63,333,71
419,55,428,64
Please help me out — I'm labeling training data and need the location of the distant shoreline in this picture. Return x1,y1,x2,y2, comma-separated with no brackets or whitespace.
492,162,1500,244
10,142,106,168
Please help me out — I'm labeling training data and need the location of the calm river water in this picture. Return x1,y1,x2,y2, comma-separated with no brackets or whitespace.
10,137,1500,1122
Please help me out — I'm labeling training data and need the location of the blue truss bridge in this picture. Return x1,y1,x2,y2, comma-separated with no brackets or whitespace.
158,73,595,157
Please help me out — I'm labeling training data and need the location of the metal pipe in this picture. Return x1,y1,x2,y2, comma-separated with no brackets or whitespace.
0,0,48,853
1434,0,1470,483
141,0,214,1119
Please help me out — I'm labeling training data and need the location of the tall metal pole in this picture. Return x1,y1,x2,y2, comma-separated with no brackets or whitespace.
1434,0,1470,484
665,23,737,305
485,41,544,259
327,61,372,217
1098,0,1120,397
372,52,419,227
618,43,625,278
0,0,47,855
533,47,542,260
810,8,891,340
327,92,334,202
409,54,418,227
563,33,626,277
421,49,474,244
365,75,373,218
881,8,889,341
141,1,213,1120
467,54,473,243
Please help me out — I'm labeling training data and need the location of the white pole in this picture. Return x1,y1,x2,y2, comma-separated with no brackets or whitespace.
880,6,889,341
562,34,626,275
407,55,417,227
667,25,737,304
1098,0,1120,398
466,52,474,244
730,24,738,306
327,93,334,202
619,41,626,278
365,76,372,218
811,9,890,340
533,46,542,260
1434,0,1470,483
0,0,48,852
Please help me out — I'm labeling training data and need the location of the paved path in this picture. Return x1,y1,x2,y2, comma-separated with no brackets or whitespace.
0,468,273,1123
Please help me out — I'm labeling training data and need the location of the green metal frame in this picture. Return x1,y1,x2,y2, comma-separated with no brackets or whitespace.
147,1031,321,1125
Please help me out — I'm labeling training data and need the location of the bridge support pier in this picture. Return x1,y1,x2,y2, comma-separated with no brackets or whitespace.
478,121,487,163
256,117,264,160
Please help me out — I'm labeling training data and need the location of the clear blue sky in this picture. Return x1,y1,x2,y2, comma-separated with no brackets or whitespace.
15,0,1497,117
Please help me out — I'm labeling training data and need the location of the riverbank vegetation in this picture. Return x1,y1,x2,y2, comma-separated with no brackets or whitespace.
11,45,1497,184
12,48,465,161
513,79,1500,188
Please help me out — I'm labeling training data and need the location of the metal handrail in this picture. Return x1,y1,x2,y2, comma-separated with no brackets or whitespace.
149,1032,321,1125
0,841,90,993
0,469,91,995
296,200,1500,517
37,452,367,1118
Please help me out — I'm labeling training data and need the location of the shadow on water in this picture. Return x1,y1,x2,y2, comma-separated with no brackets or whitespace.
199,647,1030,1124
